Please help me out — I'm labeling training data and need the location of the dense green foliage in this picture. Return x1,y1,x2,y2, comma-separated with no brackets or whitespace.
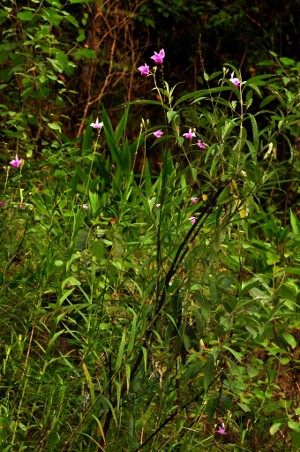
1,0,299,143
0,1,300,451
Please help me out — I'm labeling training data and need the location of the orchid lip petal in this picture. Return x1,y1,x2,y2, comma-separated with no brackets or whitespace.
153,129,163,138
90,118,104,129
150,49,165,64
138,63,150,76
183,128,196,139
10,154,21,167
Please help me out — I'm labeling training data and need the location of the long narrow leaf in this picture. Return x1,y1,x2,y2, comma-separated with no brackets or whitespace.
82,362,96,404
115,107,129,145
127,312,137,355
101,107,114,135
82,120,93,152
174,86,232,106
115,331,126,372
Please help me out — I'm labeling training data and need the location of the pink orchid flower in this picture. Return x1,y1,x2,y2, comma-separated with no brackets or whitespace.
10,155,21,167
153,130,163,138
151,49,165,64
90,118,104,129
188,216,197,225
183,129,196,139
197,139,208,150
217,423,227,435
230,71,240,88
138,63,150,76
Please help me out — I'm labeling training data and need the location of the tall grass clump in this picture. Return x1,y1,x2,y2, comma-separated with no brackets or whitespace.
1,48,300,452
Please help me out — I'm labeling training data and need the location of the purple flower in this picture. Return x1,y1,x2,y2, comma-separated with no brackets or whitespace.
90,118,103,129
230,72,240,88
188,216,197,225
217,423,227,435
183,129,196,140
10,155,21,167
138,63,150,76
0,201,7,207
197,139,208,150
153,130,163,138
150,49,165,64
191,197,199,204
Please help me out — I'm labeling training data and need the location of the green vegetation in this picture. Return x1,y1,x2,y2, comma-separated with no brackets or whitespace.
0,1,299,450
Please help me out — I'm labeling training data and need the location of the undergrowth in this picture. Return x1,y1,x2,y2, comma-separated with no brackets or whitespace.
0,48,300,452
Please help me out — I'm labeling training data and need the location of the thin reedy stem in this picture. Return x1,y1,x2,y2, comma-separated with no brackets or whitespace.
84,184,225,448
11,326,35,448
134,371,223,451
84,129,102,204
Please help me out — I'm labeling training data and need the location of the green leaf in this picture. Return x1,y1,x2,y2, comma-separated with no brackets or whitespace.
104,130,122,167
76,30,86,43
245,74,276,87
89,191,100,216
114,380,121,411
48,122,62,132
74,48,96,59
144,160,152,198
45,0,63,6
266,251,280,265
125,363,131,393
270,423,281,435
47,325,66,351
203,353,215,390
62,276,81,288
290,211,299,235
129,99,168,109
223,346,242,362
115,107,129,145
64,14,79,28
167,110,178,123
17,10,34,21
260,94,276,108
142,347,148,373
58,289,74,306
248,113,259,153
82,119,93,152
175,86,232,106
183,361,204,380
245,140,257,159
269,50,278,57
127,311,137,354
42,7,64,26
288,420,300,432
282,333,297,349
237,402,251,413
182,333,191,351
279,57,295,66
115,331,126,372
82,363,95,404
